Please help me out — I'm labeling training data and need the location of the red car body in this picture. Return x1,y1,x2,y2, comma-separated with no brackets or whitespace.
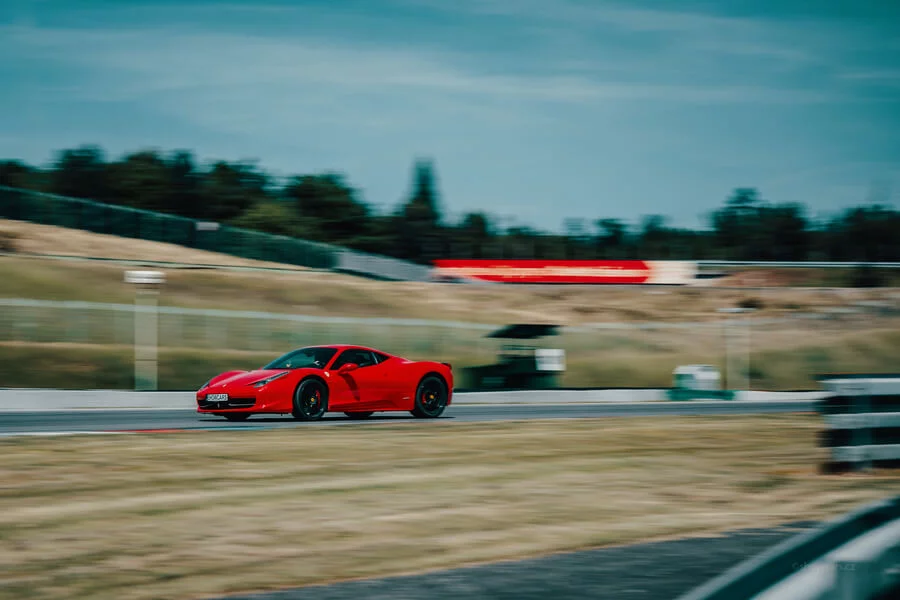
196,345,453,421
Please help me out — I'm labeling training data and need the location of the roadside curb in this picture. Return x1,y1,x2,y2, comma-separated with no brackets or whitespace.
0,388,828,412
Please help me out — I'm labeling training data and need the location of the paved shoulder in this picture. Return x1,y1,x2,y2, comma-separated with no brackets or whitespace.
0,401,815,436
217,522,817,600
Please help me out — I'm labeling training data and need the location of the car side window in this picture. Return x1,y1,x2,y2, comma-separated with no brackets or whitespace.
372,352,390,364
332,350,376,369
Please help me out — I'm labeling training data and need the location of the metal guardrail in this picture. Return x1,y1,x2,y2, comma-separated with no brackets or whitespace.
681,378,900,599
818,375,900,473
823,519,900,600
679,495,900,600
697,261,900,269
335,249,433,282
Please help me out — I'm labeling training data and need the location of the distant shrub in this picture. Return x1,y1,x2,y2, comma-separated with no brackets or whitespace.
850,265,886,288
0,230,18,253
738,297,764,310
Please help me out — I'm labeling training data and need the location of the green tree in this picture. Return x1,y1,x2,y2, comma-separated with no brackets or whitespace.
711,189,811,260
107,150,170,211
757,203,808,260
637,215,672,258
229,201,304,237
166,151,204,218
201,161,269,222
404,159,442,227
455,212,492,258
824,205,899,262
594,218,629,258
50,145,111,202
285,173,370,245
396,159,444,263
711,188,765,259
0,160,40,190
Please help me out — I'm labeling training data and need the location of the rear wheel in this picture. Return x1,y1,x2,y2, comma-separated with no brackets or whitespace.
292,379,328,421
344,411,374,420
223,413,251,422
411,375,448,418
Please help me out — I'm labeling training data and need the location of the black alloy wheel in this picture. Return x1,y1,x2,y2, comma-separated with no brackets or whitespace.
292,379,329,421
411,375,448,418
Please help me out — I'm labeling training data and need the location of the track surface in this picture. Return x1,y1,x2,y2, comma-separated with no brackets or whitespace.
0,401,814,435
217,522,819,600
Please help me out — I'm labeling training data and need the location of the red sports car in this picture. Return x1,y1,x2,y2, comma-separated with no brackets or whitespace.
196,345,453,421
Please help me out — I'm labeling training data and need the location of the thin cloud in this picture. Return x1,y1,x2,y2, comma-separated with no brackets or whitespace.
1,24,854,106
1,1,897,228
838,70,900,83
400,0,866,67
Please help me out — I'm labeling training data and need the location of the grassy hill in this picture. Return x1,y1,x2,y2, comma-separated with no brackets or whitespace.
2,218,899,390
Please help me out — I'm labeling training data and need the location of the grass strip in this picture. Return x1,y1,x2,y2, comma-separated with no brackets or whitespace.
1,415,897,600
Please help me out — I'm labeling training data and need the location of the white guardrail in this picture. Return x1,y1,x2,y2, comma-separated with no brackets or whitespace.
0,388,828,411
756,519,900,600
680,495,900,600
818,375,900,473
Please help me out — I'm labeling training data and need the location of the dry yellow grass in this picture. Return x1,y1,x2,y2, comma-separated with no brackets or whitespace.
0,219,308,270
3,252,898,325
2,317,898,390
0,416,896,599
4,217,900,325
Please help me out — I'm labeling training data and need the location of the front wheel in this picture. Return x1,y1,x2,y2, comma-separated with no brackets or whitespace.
411,375,448,418
292,378,329,421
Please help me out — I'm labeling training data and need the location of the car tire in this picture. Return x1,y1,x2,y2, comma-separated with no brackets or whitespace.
344,411,374,420
411,375,448,418
292,378,329,421
223,413,251,422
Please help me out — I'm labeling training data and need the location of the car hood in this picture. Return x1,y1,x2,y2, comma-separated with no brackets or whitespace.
214,369,289,388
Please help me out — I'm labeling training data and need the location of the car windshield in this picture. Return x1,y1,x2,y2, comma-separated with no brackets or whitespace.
263,347,338,370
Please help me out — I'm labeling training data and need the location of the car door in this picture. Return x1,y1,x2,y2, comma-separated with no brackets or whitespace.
370,351,405,409
329,349,381,409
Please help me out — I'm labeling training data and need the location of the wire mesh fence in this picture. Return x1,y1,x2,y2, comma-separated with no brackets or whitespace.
0,186,339,269
0,299,493,355
2,298,895,391
0,186,439,280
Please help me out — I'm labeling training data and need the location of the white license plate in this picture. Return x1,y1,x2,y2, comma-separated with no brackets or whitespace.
207,394,228,401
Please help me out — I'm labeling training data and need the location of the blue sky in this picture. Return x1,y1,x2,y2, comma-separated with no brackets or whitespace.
1,0,898,231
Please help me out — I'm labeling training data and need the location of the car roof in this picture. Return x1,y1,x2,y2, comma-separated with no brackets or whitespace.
306,344,385,352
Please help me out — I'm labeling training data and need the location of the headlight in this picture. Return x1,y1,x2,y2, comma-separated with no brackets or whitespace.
252,372,288,388
200,378,213,390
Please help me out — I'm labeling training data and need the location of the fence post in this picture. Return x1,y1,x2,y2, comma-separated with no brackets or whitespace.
718,308,755,391
125,271,165,391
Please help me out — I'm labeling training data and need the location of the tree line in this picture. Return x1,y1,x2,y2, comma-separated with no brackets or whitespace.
1,144,898,264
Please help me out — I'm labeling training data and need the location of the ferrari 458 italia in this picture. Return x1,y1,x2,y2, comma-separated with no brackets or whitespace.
196,345,453,421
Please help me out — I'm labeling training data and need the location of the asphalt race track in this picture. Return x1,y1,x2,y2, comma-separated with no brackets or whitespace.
0,400,815,435
216,521,820,600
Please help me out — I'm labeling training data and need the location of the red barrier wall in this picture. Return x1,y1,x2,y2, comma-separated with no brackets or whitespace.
431,260,696,284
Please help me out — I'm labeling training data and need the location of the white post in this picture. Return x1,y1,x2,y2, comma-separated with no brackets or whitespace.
125,271,165,391
722,317,732,390
718,307,755,391
744,317,751,391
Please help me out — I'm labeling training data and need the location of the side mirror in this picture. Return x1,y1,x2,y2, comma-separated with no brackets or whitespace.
338,363,359,374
